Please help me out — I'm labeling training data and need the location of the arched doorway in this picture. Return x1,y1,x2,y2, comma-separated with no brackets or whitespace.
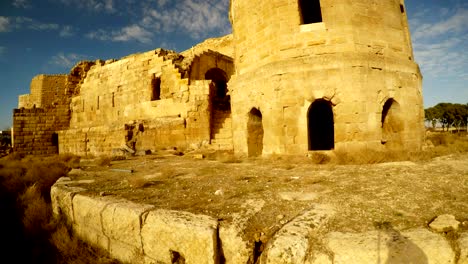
381,99,402,146
308,100,334,150
205,68,229,110
206,68,232,148
247,108,263,157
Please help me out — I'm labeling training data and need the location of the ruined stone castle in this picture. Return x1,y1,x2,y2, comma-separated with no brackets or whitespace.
13,0,424,156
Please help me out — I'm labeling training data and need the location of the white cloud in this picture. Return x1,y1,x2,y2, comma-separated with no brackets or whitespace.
49,52,92,68
412,8,468,41
141,0,231,39
12,0,31,8
112,24,153,43
58,0,116,13
0,16,73,37
12,16,59,31
0,17,10,32
410,7,468,80
86,24,153,44
157,0,169,8
59,25,74,37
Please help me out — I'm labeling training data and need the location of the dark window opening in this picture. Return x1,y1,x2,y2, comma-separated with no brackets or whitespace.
247,108,264,157
151,77,161,101
400,4,405,13
299,0,323,24
51,133,59,147
112,92,115,107
308,99,334,150
97,96,100,110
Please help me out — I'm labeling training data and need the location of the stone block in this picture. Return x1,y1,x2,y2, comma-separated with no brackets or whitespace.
108,238,144,264
459,233,468,264
325,228,455,264
72,194,123,234
261,204,334,264
141,209,218,264
101,201,154,248
50,180,86,222
219,222,253,264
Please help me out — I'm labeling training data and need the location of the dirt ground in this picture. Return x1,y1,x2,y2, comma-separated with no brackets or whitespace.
67,149,468,243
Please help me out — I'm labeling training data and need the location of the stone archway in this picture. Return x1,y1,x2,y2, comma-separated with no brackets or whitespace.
206,68,232,149
381,99,402,147
205,68,229,110
247,108,263,157
308,99,334,150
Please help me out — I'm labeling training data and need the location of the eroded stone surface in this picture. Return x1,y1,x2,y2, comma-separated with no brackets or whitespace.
260,204,335,264
459,233,468,264
51,180,86,221
101,201,154,248
325,228,455,264
429,214,460,232
141,209,218,264
220,199,265,264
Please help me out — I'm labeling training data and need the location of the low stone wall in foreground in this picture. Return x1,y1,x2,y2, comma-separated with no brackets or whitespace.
51,177,468,264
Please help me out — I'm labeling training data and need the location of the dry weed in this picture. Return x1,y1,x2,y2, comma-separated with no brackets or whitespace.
97,156,113,166
0,155,121,263
309,152,332,164
20,184,53,234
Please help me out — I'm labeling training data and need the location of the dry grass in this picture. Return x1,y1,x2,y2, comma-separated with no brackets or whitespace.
0,153,121,264
51,221,119,264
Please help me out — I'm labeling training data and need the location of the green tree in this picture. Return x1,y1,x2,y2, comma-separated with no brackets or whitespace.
425,103,468,131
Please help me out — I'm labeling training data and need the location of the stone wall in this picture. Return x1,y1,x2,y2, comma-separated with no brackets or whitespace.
18,75,68,108
13,106,69,155
60,49,233,155
52,179,221,264
14,74,70,155
229,0,424,156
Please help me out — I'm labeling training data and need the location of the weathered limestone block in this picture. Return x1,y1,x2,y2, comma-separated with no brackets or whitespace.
219,199,265,264
141,209,218,264
50,178,86,222
260,204,335,264
219,223,252,264
101,201,154,248
325,228,455,264
72,194,125,250
429,214,460,232
459,232,468,264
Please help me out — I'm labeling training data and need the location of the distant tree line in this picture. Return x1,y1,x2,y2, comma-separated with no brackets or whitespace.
425,103,468,131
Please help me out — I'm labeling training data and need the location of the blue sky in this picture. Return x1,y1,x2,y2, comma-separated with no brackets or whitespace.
0,0,467,129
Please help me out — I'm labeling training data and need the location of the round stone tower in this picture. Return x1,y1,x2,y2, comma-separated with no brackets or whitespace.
228,0,424,156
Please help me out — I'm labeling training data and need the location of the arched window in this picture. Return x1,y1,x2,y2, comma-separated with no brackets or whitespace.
308,99,334,150
247,108,263,157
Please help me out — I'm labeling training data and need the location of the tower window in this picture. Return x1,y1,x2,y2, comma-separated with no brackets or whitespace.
400,4,405,13
299,0,323,24
151,77,161,101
